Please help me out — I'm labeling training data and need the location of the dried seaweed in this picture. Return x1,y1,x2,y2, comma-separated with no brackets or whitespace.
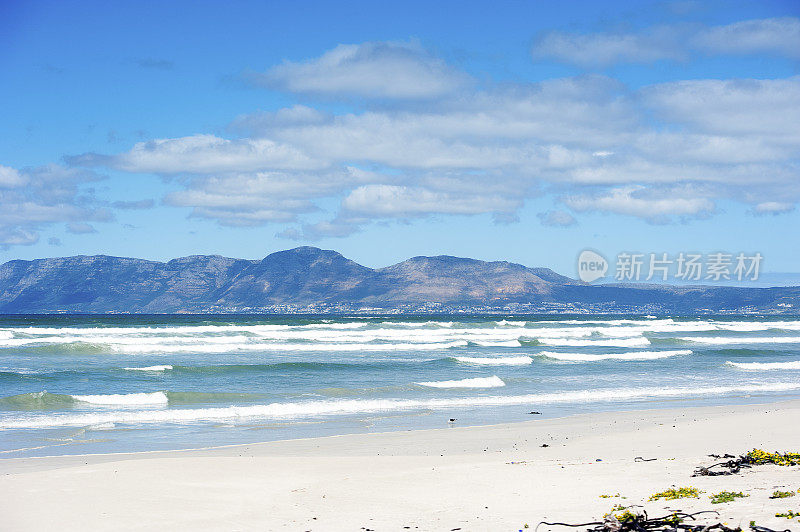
537,510,722,531
535,510,791,532
693,449,800,477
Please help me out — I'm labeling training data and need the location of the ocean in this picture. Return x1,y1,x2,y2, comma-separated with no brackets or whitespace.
1,314,799,458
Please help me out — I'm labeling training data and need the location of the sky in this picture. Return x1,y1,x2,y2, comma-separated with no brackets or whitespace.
1,0,799,280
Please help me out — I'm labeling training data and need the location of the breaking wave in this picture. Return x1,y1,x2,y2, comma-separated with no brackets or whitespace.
725,361,800,370
71,392,169,405
3,382,800,429
538,350,692,362
416,376,506,388
680,337,800,345
123,365,173,372
537,337,651,347
452,356,533,366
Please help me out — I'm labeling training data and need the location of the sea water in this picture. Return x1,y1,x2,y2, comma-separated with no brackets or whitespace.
1,314,799,457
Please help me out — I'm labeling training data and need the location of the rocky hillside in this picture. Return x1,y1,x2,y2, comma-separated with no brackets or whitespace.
0,247,796,313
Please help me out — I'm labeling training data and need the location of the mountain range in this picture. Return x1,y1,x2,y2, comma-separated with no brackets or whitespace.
0,247,797,314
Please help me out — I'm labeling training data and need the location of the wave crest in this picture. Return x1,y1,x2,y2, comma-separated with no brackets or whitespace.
416,376,506,388
538,350,692,362
452,356,532,366
725,360,800,370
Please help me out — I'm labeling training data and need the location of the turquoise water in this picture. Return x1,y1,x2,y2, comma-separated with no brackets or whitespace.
1,314,800,457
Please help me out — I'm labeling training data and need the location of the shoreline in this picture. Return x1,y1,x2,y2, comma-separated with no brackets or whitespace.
3,399,800,530
0,392,800,462
4,391,800,462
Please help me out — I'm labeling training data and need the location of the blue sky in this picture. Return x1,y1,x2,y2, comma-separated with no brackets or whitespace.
1,0,799,279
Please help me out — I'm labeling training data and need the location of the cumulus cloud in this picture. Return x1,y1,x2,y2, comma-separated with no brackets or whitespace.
0,227,39,246
538,210,577,227
66,222,97,234
564,185,715,222
0,165,27,187
694,17,800,58
532,17,800,67
65,35,800,237
70,134,325,174
164,167,380,227
0,164,110,247
641,77,800,138
254,40,471,99
229,105,330,135
752,201,796,215
277,217,363,241
532,28,682,67
112,199,155,210
342,184,521,217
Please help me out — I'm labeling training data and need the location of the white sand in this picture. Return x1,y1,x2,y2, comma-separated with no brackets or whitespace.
2,400,800,531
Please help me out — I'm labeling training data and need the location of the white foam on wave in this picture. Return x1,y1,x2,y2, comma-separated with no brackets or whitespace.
453,356,533,366
113,340,470,354
0,334,254,347
715,321,800,332
495,320,526,327
5,382,800,429
71,391,169,406
680,336,800,345
123,365,173,372
726,361,800,370
537,318,676,326
296,323,367,330
87,422,116,430
471,340,522,347
0,321,676,354
416,376,506,388
537,337,651,347
5,324,290,336
382,321,455,328
538,350,692,362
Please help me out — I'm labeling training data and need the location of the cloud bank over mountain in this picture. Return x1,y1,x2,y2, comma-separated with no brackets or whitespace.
2,14,798,247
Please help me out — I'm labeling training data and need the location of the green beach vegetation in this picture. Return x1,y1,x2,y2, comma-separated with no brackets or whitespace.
648,487,701,501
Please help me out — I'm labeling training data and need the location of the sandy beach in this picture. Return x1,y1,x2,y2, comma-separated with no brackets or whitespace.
2,400,799,531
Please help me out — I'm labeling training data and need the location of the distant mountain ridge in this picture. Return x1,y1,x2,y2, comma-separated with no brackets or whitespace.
0,247,797,314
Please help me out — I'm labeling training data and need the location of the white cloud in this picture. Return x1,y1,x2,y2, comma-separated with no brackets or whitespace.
112,199,155,210
641,77,800,138
538,210,577,227
277,217,363,241
694,17,800,58
752,201,795,215
342,184,521,217
256,41,470,99
164,167,380,227
0,165,27,187
66,39,800,237
0,227,39,246
564,186,715,221
72,134,325,174
0,164,109,246
229,105,330,134
532,28,682,67
66,222,97,234
532,17,800,67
